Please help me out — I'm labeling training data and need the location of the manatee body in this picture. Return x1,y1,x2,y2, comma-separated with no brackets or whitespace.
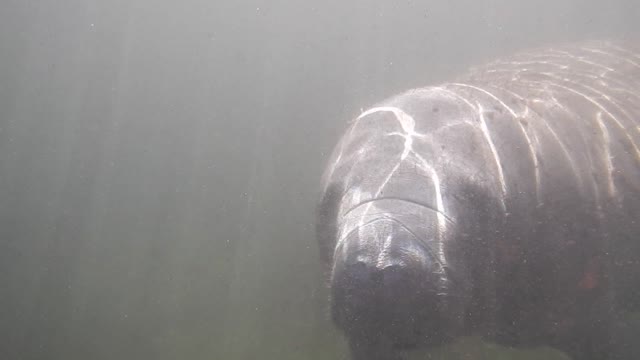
316,40,640,360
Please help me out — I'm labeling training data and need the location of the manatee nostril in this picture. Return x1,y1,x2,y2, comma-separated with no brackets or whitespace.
381,265,404,289
341,263,406,288
345,262,370,285
338,263,410,290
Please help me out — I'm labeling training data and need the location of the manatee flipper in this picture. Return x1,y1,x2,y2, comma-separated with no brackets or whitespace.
316,182,344,276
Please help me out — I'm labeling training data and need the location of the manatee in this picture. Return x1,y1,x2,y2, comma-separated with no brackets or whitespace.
316,40,640,360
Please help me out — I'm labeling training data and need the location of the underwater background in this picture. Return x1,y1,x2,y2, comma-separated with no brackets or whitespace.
1,0,638,359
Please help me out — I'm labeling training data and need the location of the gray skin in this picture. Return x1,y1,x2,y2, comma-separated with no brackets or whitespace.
316,40,640,360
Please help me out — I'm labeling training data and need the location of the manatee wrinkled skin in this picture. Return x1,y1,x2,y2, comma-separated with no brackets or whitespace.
316,40,640,360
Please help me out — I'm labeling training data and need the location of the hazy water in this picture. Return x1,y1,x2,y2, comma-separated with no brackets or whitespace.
0,1,638,359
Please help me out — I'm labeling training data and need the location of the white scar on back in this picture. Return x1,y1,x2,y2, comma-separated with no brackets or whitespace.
486,85,542,205
538,75,640,166
595,111,617,197
355,106,447,233
444,85,510,211
580,47,640,69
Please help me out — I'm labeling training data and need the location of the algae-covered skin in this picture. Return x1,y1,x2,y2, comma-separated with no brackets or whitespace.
317,40,640,360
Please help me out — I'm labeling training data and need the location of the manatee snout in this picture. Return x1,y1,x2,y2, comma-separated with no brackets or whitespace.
329,221,448,347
